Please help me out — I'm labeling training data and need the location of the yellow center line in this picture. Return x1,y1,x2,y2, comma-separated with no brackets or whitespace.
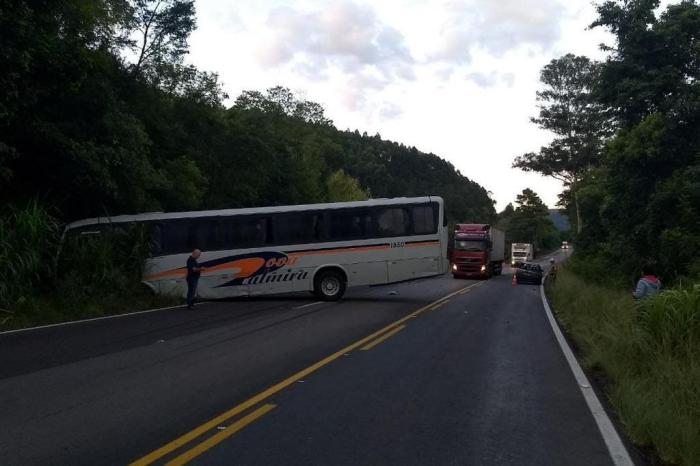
165,404,277,466
428,300,449,312
130,281,480,466
360,325,406,351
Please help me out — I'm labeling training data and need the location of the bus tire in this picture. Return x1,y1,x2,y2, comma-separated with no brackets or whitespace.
313,269,346,301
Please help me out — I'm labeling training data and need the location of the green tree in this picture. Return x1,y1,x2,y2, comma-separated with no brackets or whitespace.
326,170,369,202
513,54,612,233
234,86,333,125
507,189,558,252
130,0,196,78
157,156,208,210
582,0,700,280
156,64,228,107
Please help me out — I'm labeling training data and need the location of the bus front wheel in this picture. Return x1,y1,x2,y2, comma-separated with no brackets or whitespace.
314,269,346,301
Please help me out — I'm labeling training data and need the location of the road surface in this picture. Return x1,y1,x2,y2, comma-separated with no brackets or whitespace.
0,250,624,465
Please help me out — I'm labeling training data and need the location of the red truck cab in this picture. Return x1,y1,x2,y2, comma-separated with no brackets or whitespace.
451,224,505,279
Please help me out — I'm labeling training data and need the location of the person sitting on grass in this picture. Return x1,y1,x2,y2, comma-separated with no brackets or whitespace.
548,257,558,282
633,264,661,300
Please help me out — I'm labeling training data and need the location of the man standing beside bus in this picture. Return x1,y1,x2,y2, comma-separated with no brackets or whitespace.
186,249,206,309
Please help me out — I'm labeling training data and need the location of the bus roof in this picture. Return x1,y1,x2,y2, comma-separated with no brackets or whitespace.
65,196,443,230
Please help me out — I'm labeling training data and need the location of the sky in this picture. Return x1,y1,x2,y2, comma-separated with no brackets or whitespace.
185,0,615,210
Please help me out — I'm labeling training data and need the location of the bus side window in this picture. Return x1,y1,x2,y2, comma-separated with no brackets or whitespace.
272,213,320,245
161,220,189,254
205,219,225,251
187,220,209,251
314,213,328,241
231,216,267,249
329,209,372,240
149,223,163,256
376,208,409,237
412,205,436,235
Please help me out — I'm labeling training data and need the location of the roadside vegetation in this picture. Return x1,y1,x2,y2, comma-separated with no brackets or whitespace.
0,203,177,331
517,2,700,463
550,265,700,465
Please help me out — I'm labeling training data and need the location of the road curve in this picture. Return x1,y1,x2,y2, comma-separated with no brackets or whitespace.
0,249,622,465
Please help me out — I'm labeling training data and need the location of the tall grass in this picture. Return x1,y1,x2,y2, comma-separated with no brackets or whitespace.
550,268,700,465
0,201,59,312
0,202,176,330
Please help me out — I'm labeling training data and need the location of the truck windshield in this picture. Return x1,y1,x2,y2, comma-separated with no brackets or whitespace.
455,240,486,251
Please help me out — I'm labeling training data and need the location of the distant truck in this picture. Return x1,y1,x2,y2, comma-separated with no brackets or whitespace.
511,243,534,266
451,224,505,278
561,241,569,250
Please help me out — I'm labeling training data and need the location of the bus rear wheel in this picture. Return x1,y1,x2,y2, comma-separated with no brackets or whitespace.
314,269,346,301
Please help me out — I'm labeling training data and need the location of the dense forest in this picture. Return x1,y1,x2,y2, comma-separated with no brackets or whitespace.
0,0,495,224
515,0,700,285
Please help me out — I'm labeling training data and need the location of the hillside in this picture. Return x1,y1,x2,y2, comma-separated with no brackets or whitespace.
548,210,570,232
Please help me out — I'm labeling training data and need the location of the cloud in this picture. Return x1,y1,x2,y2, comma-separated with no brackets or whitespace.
256,2,415,84
466,71,516,87
430,0,566,64
435,67,455,81
379,102,403,119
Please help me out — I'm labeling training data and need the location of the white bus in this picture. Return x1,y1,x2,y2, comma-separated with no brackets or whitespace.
64,197,449,301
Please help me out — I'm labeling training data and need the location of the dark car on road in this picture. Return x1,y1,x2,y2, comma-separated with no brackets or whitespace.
515,262,544,285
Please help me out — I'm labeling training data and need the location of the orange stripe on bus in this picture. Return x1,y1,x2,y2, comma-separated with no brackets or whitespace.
204,258,265,278
288,245,389,257
406,241,440,248
145,269,186,281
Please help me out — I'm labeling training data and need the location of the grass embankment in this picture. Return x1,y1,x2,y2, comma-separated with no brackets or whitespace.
1,287,179,332
549,268,700,465
0,203,178,331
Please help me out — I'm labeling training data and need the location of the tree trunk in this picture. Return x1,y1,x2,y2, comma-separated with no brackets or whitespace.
574,190,582,235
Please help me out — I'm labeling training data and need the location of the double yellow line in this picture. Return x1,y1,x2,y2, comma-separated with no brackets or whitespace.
130,281,480,466
164,404,276,466
361,324,406,351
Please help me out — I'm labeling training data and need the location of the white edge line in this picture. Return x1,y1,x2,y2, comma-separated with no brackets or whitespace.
293,301,324,310
0,304,187,336
540,279,634,466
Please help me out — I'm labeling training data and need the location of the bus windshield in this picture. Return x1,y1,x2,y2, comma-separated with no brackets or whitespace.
455,240,486,251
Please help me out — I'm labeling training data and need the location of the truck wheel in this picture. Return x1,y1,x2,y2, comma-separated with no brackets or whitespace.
313,269,346,301
494,263,502,276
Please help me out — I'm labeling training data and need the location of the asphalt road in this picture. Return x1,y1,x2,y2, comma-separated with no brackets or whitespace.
0,249,619,465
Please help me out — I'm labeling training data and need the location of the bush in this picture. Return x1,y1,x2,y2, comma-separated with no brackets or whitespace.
550,268,700,465
566,251,633,289
57,225,150,300
0,202,175,330
0,202,59,311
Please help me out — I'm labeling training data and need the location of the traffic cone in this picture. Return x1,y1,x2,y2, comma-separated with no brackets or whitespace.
511,274,517,286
